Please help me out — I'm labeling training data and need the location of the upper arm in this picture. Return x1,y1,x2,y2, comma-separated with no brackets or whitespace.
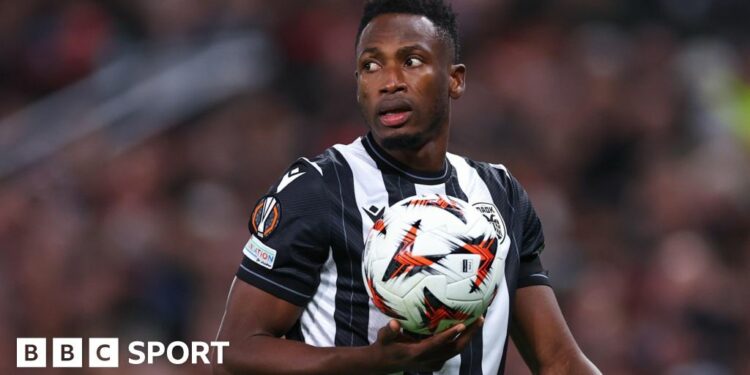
510,285,600,375
221,158,330,338
213,278,304,375
501,169,549,288
499,168,599,373
218,277,304,341
236,158,330,306
510,285,578,372
215,158,329,372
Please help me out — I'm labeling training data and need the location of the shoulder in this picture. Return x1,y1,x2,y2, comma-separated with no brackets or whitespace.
292,137,371,174
249,154,332,241
449,152,516,191
473,159,512,185
268,156,326,196
257,153,333,222
326,137,375,168
265,136,369,200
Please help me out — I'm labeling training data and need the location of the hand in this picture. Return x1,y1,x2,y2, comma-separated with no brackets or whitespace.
371,317,484,373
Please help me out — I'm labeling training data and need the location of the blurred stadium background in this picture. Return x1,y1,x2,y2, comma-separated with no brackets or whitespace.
1,0,749,374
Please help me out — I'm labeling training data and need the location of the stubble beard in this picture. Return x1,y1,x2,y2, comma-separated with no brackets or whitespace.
373,97,450,151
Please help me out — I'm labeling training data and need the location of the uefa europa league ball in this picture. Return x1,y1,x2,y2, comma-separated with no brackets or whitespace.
362,194,502,335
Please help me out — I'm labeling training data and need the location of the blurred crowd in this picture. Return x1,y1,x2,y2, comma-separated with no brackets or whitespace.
1,1,749,374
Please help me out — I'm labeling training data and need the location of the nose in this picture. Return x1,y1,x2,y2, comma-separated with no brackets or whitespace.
379,66,406,94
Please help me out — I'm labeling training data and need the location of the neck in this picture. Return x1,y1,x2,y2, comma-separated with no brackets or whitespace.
368,131,449,173
387,138,447,172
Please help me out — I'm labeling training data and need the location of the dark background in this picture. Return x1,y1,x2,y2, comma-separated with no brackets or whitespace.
1,1,749,374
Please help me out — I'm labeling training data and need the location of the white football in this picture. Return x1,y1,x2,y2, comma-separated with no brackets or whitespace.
362,194,502,335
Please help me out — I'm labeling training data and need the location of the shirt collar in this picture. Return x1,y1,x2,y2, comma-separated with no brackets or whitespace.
362,132,452,184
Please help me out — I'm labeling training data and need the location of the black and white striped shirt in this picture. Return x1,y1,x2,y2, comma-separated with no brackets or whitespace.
237,133,550,375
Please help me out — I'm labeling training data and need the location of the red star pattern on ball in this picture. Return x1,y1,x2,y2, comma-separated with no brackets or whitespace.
366,277,404,319
402,196,466,223
457,236,497,293
372,218,387,236
420,287,471,333
382,220,445,281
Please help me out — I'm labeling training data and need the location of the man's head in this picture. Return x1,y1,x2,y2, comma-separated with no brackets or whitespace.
356,0,460,63
355,0,466,152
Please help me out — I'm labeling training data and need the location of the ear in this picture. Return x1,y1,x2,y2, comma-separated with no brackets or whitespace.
449,64,466,99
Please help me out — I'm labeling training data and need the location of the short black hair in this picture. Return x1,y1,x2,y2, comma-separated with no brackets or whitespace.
356,0,460,62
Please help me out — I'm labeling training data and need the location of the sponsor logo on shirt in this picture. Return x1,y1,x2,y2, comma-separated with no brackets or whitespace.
243,236,277,269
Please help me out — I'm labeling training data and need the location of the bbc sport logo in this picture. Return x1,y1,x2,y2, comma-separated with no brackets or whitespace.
17,338,229,368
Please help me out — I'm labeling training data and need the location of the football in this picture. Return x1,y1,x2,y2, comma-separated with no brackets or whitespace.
362,194,503,335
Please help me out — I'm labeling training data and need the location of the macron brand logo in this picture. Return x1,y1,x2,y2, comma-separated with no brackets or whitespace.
276,167,305,193
363,205,385,223
244,236,277,269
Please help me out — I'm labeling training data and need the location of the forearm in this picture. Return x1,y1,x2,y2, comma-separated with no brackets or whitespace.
512,324,599,375
535,346,600,375
511,286,601,375
215,334,387,375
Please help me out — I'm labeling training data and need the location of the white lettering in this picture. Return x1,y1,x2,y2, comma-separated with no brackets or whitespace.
210,341,229,364
128,341,145,364
166,341,189,364
147,342,165,364
191,341,210,364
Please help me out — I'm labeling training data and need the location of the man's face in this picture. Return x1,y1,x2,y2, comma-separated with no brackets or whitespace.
355,14,465,150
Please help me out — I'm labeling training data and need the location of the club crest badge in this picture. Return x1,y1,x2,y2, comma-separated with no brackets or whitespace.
472,202,506,243
250,195,281,239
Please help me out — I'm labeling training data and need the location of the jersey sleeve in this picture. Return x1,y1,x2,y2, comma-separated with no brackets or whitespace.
236,158,330,306
508,173,550,288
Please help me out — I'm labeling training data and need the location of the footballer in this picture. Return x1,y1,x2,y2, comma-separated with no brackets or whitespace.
214,1,601,374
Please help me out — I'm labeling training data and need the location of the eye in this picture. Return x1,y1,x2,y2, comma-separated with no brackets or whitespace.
405,57,424,67
362,61,381,72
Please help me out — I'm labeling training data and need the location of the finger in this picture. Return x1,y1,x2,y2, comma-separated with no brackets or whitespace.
467,316,484,331
429,317,485,358
389,319,401,332
452,317,485,350
395,331,419,343
425,323,466,348
377,320,401,344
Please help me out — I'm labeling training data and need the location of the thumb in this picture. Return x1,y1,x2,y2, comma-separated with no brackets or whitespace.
377,320,401,344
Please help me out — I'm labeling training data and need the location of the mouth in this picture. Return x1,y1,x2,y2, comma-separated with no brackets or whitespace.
377,100,413,128
379,110,412,127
